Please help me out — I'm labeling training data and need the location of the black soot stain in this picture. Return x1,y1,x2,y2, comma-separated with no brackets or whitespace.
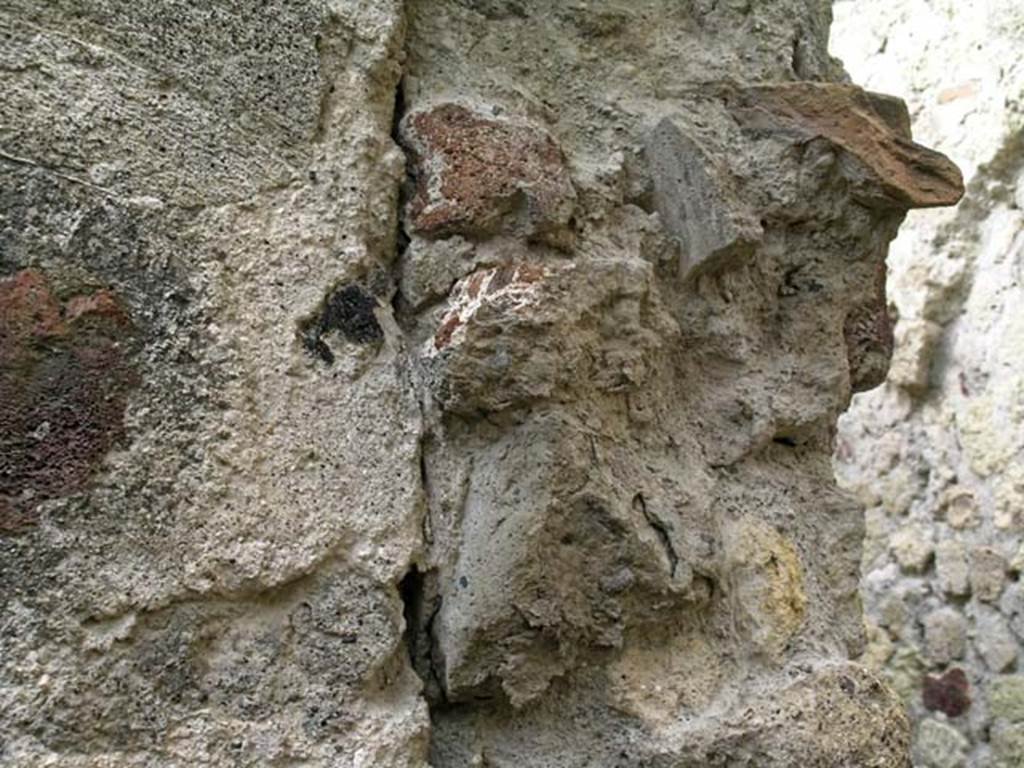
301,284,383,364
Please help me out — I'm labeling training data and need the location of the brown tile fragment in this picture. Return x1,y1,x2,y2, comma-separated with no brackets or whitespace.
733,82,965,210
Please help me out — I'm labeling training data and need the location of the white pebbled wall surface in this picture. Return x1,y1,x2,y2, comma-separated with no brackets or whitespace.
832,1,1024,766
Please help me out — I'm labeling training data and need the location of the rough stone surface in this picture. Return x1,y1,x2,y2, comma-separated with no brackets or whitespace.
916,718,969,768
832,0,1024,764
0,2,429,765
924,608,968,666
1,1,963,766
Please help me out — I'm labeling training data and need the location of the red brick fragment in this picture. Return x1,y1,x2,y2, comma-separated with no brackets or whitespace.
432,263,549,352
434,313,463,351
400,104,576,245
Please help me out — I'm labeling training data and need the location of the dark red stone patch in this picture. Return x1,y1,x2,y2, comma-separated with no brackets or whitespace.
0,269,137,532
922,667,971,718
400,104,575,245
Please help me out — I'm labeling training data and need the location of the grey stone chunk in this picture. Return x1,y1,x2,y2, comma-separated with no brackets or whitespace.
936,539,971,597
975,610,1019,673
992,720,1024,767
642,118,762,276
1001,583,1024,639
943,488,980,530
971,547,1009,603
990,675,1024,722
924,607,968,665
916,719,968,768
892,524,935,573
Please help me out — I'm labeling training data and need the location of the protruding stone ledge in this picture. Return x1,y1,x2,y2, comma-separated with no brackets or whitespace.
730,82,965,210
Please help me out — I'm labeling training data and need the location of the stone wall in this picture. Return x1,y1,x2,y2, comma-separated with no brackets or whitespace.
1,2,961,766
831,2,1024,766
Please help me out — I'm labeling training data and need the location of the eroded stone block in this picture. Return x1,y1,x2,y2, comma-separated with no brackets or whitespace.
424,259,666,414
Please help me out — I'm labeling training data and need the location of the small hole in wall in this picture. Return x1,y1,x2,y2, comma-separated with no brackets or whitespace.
791,35,806,78
773,436,798,448
391,78,406,139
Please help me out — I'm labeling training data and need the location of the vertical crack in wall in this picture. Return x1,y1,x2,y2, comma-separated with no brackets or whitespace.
387,50,450,746
399,563,447,705
633,492,680,578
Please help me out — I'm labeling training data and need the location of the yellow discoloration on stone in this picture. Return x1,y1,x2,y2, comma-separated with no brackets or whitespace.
724,517,807,659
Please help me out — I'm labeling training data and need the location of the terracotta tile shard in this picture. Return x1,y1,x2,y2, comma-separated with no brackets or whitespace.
400,103,577,246
938,81,979,105
922,668,971,718
0,268,137,533
734,82,965,210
